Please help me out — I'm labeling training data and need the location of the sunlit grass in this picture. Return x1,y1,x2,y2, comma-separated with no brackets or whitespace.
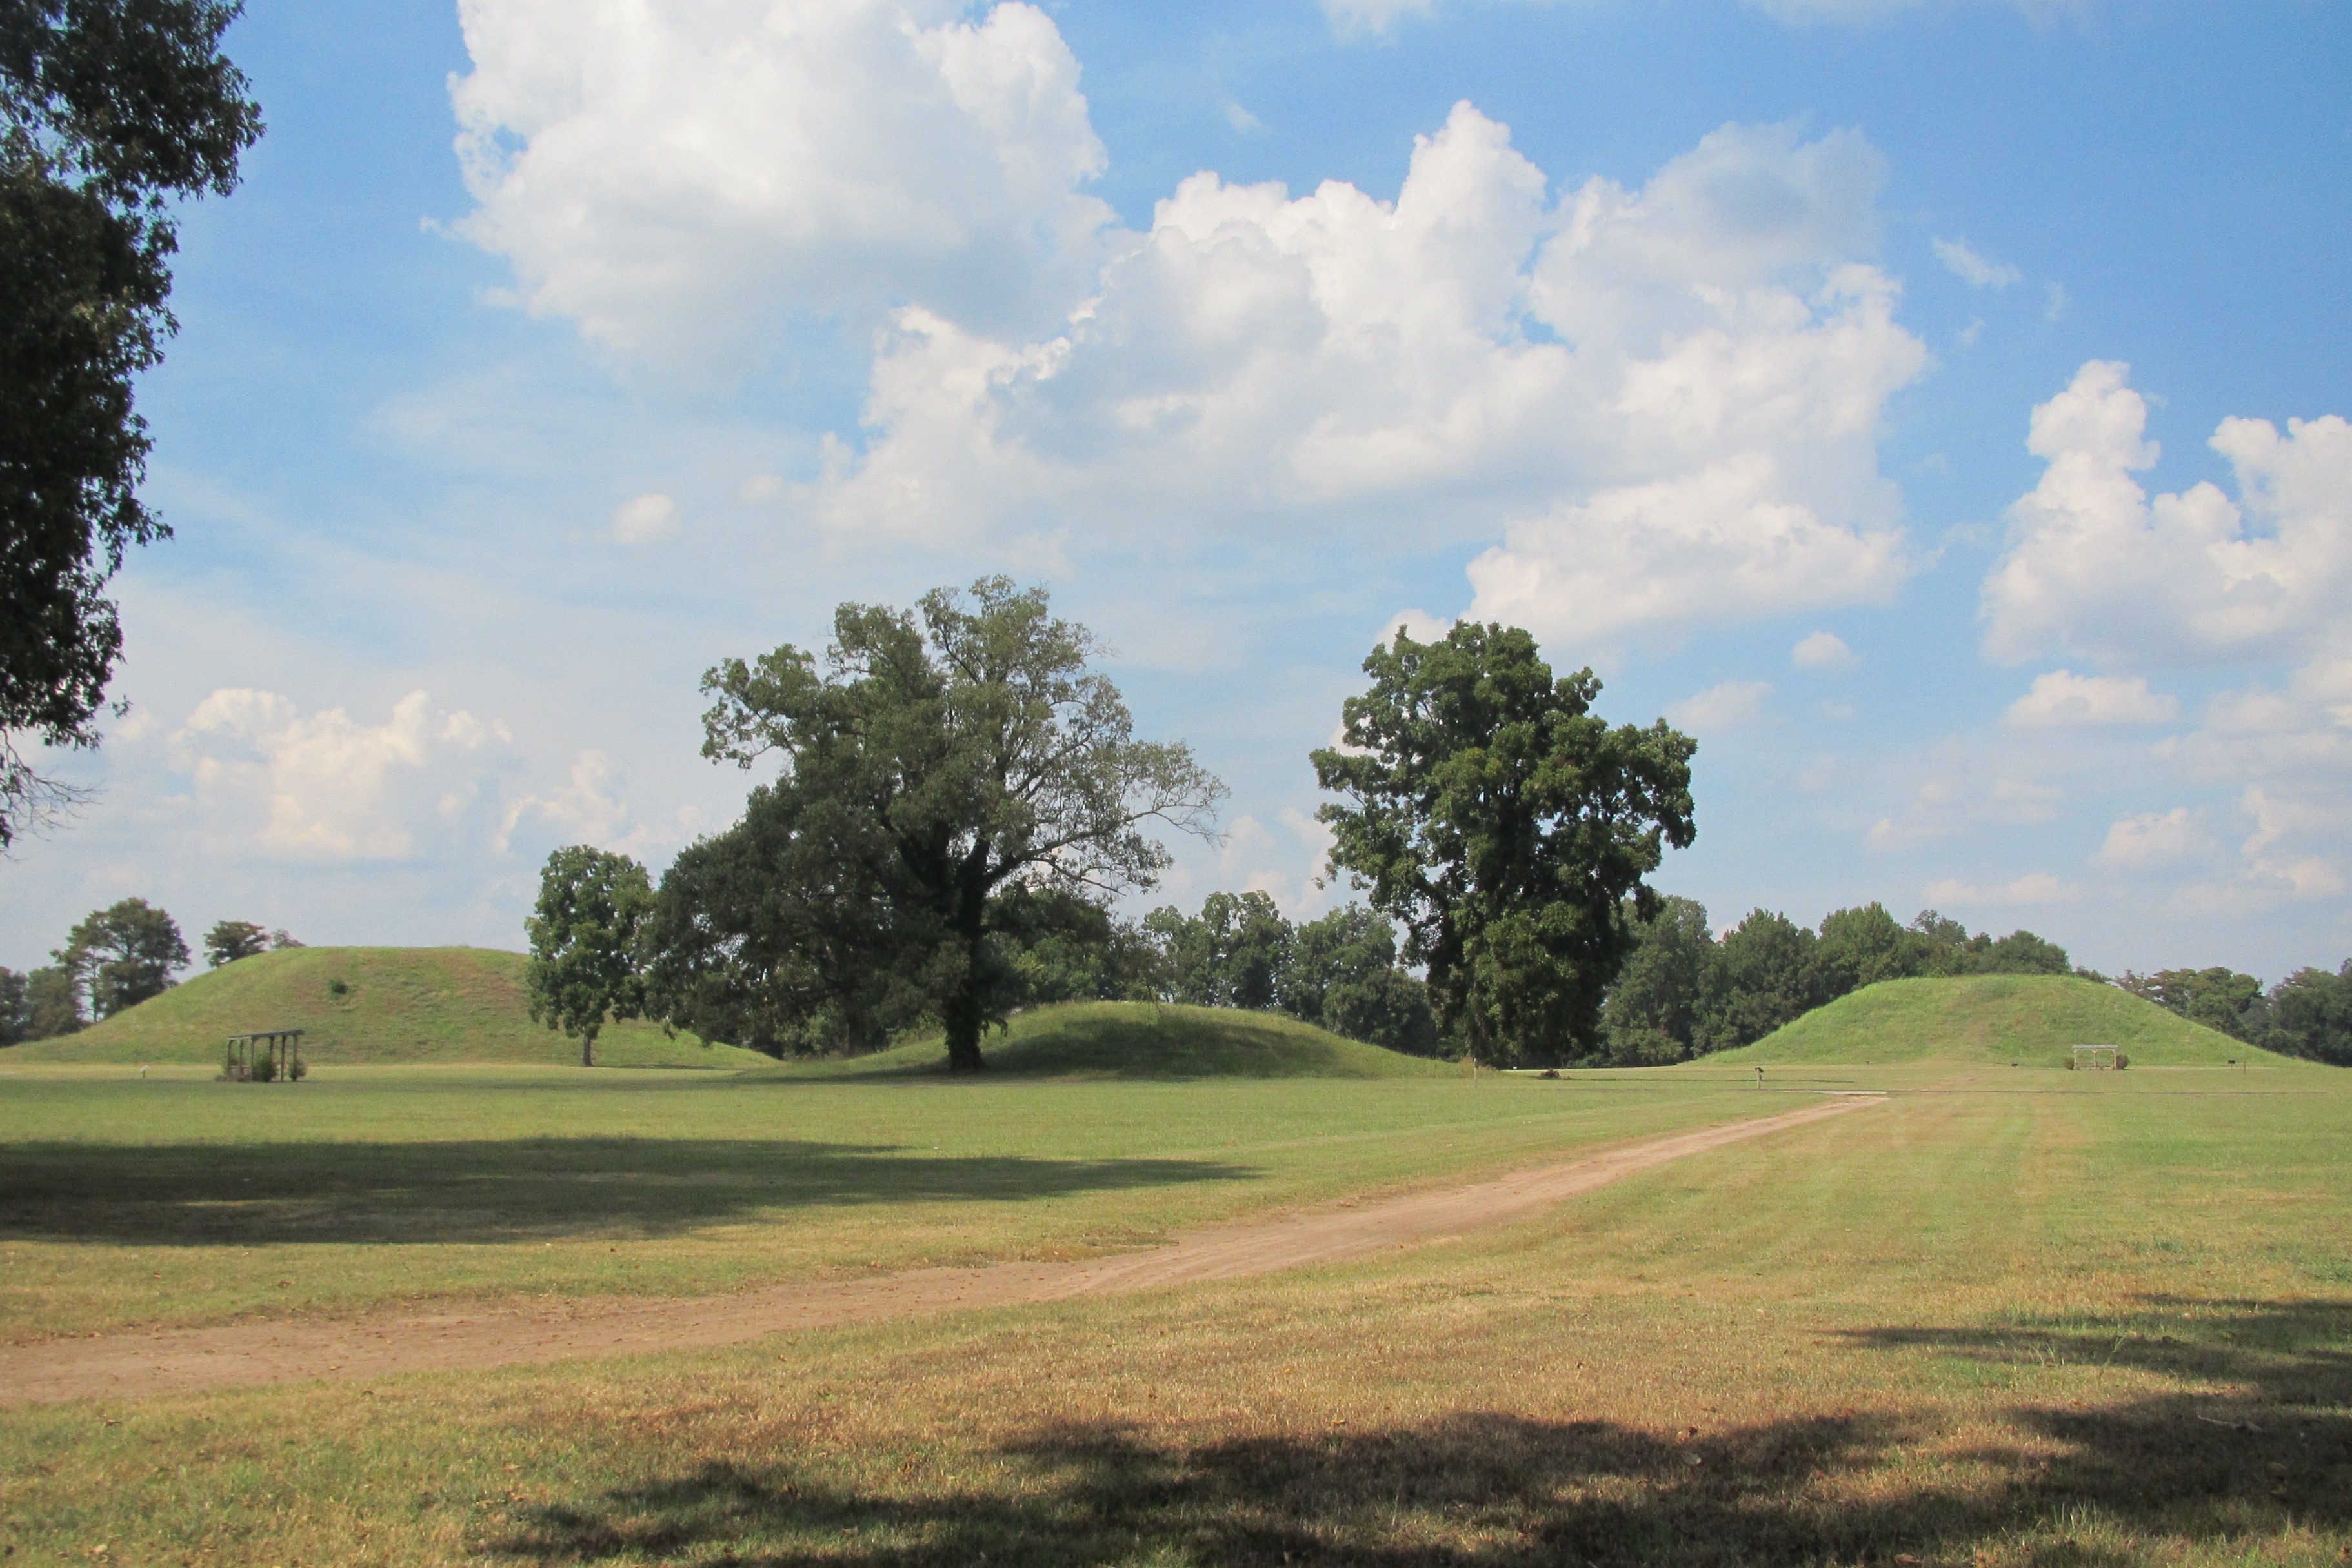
2,1063,2345,1565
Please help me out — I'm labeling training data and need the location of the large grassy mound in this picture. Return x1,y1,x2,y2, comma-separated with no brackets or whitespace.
1707,974,2307,1069
773,1000,1458,1080
1,947,770,1069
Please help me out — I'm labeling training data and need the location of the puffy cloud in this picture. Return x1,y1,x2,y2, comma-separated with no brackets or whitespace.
1667,680,1772,733
1867,756,2062,850
1921,872,2077,907
808,110,1923,646
2004,670,2179,728
1981,361,2352,672
2097,807,2204,869
452,0,1112,381
499,749,706,858
1792,630,1857,670
1931,237,2020,289
167,690,518,861
610,492,678,544
1214,808,1336,919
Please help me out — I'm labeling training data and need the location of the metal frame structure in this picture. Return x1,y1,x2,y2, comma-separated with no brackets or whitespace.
2071,1043,2120,1071
224,1030,305,1082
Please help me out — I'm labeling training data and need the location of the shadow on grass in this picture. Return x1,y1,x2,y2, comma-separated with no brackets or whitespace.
0,1140,1257,1247
484,1299,2351,1567
799,1007,1435,1082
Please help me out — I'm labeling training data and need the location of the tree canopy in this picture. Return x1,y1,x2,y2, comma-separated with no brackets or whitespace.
1,0,262,845
55,894,185,1018
526,845,654,1068
1311,621,1696,1065
659,578,1223,1070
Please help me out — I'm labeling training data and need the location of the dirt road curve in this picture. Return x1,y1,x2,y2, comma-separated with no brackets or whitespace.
0,1093,1882,1407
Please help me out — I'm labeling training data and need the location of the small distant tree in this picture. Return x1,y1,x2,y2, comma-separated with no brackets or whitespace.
270,928,303,949
1811,903,1927,994
23,965,79,1038
1281,904,1439,1054
1312,621,1697,1066
526,845,654,1068
2119,965,2264,1042
0,967,27,1045
203,918,270,967
57,896,186,1017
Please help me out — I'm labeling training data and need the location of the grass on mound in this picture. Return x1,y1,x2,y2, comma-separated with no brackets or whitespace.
1707,973,2310,1070
1,946,767,1069
775,1000,1458,1080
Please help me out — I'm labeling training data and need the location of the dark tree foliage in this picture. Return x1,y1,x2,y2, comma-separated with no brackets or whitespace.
2255,961,2351,1066
55,893,185,1016
1146,890,1291,1011
992,883,1160,1010
1699,908,1827,1053
1,0,262,844
201,916,267,966
1312,622,1696,1065
23,962,77,1036
0,964,25,1044
1599,894,1713,1065
2117,966,2265,1043
526,844,654,1068
677,579,1223,1070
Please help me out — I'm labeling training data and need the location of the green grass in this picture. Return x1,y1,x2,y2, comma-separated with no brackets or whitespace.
1708,974,2307,1069
4,1064,2346,1567
0,945,771,1068
0,1060,1760,1340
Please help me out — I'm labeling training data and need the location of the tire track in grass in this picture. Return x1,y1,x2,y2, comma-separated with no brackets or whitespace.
0,1094,1884,1406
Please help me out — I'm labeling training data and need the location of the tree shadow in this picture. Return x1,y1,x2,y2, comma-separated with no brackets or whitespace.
0,1139,1257,1247
479,1297,2350,1565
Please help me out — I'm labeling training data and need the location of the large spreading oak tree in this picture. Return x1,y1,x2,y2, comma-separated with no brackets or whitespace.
2,0,262,844
1311,621,1697,1065
671,578,1224,1070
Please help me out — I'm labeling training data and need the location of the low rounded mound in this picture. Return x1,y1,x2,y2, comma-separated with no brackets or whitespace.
1708,974,2307,1069
3,947,770,1069
777,1001,1456,1080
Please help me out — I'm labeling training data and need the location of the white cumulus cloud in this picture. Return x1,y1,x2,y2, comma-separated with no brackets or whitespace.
1792,630,1857,670
2004,670,2180,728
452,0,1114,381
611,492,679,544
168,690,518,861
1667,680,1773,733
2098,807,2204,869
1931,237,2020,289
1921,872,2076,907
1984,361,2352,672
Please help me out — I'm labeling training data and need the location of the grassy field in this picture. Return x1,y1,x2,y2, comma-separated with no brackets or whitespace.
1,1008,2346,1565
1710,974,2303,1070
0,946,769,1069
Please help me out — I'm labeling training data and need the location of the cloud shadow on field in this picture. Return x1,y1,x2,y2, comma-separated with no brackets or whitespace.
0,1139,1258,1247
484,1298,2352,1566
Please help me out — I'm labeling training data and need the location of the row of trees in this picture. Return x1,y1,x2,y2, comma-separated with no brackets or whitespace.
1600,900,2075,1065
2118,963,2352,1066
0,902,297,1045
528,585,1694,1069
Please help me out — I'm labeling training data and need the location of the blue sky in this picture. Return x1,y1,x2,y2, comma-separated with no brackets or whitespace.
6,0,2348,982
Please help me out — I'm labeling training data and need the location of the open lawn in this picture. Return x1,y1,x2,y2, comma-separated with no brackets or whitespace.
1,1056,2346,1565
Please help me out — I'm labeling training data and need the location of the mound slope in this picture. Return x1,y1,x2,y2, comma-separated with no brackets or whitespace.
1710,974,2305,1069
774,1001,1456,1080
3,947,768,1069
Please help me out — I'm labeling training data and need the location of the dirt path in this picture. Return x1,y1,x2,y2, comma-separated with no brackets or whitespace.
0,1093,1883,1408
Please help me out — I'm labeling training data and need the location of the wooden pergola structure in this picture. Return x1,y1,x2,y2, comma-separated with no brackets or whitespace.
224,1030,305,1082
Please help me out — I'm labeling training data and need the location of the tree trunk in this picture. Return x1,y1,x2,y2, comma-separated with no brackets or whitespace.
583,1028,596,1069
943,988,986,1072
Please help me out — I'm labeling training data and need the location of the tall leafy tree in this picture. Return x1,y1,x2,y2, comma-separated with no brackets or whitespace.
1698,908,1825,1052
1146,890,1291,1010
0,965,26,1045
56,894,185,1016
526,845,655,1068
23,963,77,1037
687,578,1224,1071
2258,961,2350,1066
1312,621,1696,1065
1,0,263,845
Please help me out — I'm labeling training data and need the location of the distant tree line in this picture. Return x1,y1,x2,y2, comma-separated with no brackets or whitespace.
0,903,297,1045
1596,900,2076,1065
2115,963,2352,1067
